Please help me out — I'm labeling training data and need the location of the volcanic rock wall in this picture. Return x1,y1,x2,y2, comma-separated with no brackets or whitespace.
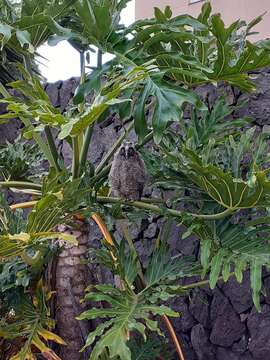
1,70,270,359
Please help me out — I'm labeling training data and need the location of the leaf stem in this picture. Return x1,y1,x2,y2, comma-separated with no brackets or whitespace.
75,50,87,176
189,208,233,220
10,201,38,210
23,116,57,169
8,196,233,220
97,49,102,68
96,196,233,220
44,125,61,171
0,181,42,191
182,273,234,290
91,213,114,246
72,136,80,179
79,125,94,173
162,315,185,360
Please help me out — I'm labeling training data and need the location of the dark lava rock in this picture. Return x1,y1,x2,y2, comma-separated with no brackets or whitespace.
191,324,216,360
189,289,211,329
178,333,197,360
59,77,78,112
216,347,240,360
167,222,199,257
169,297,196,332
0,118,21,144
45,80,62,107
234,71,270,126
143,222,157,238
232,335,248,354
210,289,246,347
239,352,254,360
247,304,270,359
263,275,270,304
222,272,253,313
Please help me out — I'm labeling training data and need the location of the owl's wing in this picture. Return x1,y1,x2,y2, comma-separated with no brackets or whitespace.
109,158,121,193
135,157,147,184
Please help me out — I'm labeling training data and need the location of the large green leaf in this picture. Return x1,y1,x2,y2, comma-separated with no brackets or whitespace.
185,97,251,151
179,147,270,212
134,74,206,143
194,217,270,310
208,15,270,91
78,284,178,360
26,171,85,234
15,0,77,48
119,2,270,91
73,0,132,50
144,241,200,289
82,236,200,359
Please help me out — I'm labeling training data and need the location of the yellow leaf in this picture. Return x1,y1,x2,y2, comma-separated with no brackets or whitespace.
8,232,30,242
33,232,78,245
32,334,50,353
53,191,63,201
37,328,67,345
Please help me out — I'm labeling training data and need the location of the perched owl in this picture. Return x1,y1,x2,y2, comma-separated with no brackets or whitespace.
109,141,146,201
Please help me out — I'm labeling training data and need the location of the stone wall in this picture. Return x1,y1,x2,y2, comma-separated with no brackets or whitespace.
1,70,270,360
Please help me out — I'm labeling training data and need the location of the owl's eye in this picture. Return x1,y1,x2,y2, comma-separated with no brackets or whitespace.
127,147,135,158
120,147,126,157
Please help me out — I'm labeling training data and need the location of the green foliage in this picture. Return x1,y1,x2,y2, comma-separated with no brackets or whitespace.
0,68,66,133
140,99,270,311
134,74,206,143
184,97,251,151
0,136,44,180
179,147,270,213
128,337,171,360
75,2,270,143
195,217,270,310
74,0,131,49
0,192,25,235
0,279,66,360
0,0,76,49
0,178,78,264
0,63,150,141
78,284,177,360
0,0,76,84
127,2,270,90
129,2,270,140
2,1,270,359
80,240,200,359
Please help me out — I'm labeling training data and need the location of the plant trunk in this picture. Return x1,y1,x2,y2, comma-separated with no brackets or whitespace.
53,220,92,360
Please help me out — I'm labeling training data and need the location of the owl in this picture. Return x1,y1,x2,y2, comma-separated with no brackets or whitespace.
109,141,146,201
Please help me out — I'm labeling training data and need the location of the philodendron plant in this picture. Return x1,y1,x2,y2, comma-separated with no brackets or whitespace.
1,1,270,359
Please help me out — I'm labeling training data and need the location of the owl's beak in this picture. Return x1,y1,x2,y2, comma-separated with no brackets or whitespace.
124,146,129,159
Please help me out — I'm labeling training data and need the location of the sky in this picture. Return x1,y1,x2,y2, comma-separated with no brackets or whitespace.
38,1,135,83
